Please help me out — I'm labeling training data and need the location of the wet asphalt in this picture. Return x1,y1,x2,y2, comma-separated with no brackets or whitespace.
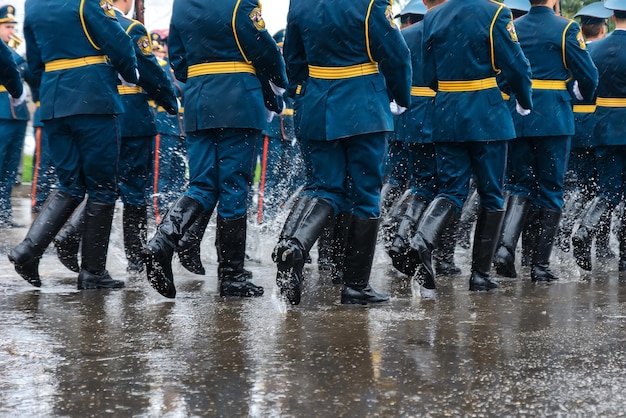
2,195,626,417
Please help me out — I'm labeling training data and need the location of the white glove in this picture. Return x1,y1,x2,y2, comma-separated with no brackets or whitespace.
10,88,27,107
269,80,286,96
278,100,287,115
573,80,584,101
118,68,140,87
515,100,531,116
176,98,182,112
390,100,407,115
265,107,276,123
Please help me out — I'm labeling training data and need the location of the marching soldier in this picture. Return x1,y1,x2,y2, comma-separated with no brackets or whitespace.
404,0,533,294
0,5,29,228
9,0,138,289
572,0,626,272
493,0,598,283
273,0,411,305
143,0,287,298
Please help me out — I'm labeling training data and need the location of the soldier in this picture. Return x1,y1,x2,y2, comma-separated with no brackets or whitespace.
52,0,179,276
403,0,533,294
9,0,138,289
273,0,411,305
0,5,29,228
572,0,626,272
143,0,287,299
493,0,598,283
557,2,612,256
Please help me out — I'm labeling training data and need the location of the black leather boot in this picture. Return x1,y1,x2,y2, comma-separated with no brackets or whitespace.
9,190,80,287
216,215,263,297
469,208,505,291
78,201,124,290
619,217,626,272
595,213,616,260
572,197,613,271
493,195,530,278
387,193,428,275
382,189,412,251
123,204,147,274
273,197,333,305
407,197,456,290
318,211,351,284
53,199,86,273
531,209,562,282
177,208,213,275
341,217,389,304
555,193,585,253
143,195,204,298
380,182,403,219
521,209,540,267
456,189,480,249
434,213,461,276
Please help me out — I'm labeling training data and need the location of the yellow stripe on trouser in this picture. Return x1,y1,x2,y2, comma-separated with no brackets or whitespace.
308,63,379,79
573,105,596,113
438,77,498,92
531,79,567,90
44,55,108,72
411,86,436,97
117,86,144,95
187,62,256,78
596,97,626,108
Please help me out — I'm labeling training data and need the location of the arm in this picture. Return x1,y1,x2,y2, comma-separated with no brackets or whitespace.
0,36,24,98
564,21,598,101
167,22,188,83
283,10,308,99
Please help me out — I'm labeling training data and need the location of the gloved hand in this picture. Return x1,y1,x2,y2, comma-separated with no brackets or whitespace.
515,99,531,116
270,80,286,96
10,88,27,107
390,100,407,115
265,107,276,123
118,68,140,87
573,80,584,101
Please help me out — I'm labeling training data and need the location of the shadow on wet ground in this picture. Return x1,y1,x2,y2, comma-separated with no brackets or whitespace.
2,196,626,416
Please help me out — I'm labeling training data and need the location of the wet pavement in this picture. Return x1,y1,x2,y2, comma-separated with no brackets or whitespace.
2,194,626,417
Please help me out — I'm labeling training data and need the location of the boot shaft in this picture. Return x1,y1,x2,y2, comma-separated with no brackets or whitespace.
471,208,505,276
413,197,456,251
155,195,204,249
498,194,530,252
216,215,247,278
343,217,379,289
533,209,562,267
81,201,115,275
284,197,333,254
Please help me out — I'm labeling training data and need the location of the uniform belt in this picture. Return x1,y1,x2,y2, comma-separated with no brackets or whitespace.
117,85,144,95
44,55,108,72
411,86,436,97
0,86,6,92
308,63,379,79
531,79,567,90
437,77,498,92
596,97,626,108
573,104,596,113
187,62,256,78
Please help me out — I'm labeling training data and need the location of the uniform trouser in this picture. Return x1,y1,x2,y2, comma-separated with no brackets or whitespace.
507,135,570,210
406,142,437,202
45,114,120,204
596,146,626,206
0,119,27,218
31,125,58,212
152,133,187,220
304,132,387,218
118,135,153,207
185,128,258,218
434,140,507,212
384,140,409,187
565,146,598,200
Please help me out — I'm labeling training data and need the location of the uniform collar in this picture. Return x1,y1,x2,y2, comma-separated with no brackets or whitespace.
528,5,556,15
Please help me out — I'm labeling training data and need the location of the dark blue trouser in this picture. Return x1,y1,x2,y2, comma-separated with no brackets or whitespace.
384,140,409,188
45,114,120,204
185,128,258,219
152,133,187,218
596,146,626,207
304,132,387,218
407,142,437,202
435,140,507,212
30,125,58,212
118,135,153,207
507,135,570,210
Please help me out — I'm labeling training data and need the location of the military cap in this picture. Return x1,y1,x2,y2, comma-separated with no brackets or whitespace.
0,5,17,24
151,32,164,46
273,29,285,46
605,0,626,11
575,2,612,24
394,0,427,19
503,0,530,13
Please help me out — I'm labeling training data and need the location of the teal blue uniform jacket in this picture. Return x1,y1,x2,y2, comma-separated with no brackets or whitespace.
284,0,412,141
511,6,598,137
422,0,533,143
24,0,139,121
396,20,433,144
0,47,28,120
114,10,177,137
588,30,626,146
0,41,22,99
168,0,288,133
